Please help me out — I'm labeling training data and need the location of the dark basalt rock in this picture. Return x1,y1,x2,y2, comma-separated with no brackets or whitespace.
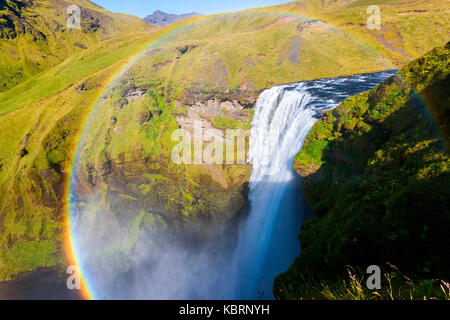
20,148,28,158
101,160,113,177
176,44,198,55
139,111,162,125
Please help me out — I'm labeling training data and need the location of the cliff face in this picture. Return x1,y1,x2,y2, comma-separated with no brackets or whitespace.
275,42,450,299
73,79,253,242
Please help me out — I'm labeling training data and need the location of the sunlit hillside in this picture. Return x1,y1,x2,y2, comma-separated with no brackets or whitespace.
0,0,153,91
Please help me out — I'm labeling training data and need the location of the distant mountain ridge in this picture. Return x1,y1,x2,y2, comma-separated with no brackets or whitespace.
144,10,201,26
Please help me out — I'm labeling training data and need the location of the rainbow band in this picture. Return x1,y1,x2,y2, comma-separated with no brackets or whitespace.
64,10,394,300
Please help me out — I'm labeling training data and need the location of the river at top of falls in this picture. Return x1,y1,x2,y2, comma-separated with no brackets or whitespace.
227,70,396,299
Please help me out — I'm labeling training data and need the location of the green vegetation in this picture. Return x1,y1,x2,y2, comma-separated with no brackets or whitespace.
0,241,60,278
0,0,448,286
0,1,156,280
212,115,251,130
275,41,450,300
281,264,450,300
0,0,151,92
76,80,250,235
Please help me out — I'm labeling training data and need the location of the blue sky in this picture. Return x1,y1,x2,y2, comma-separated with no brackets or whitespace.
93,0,290,18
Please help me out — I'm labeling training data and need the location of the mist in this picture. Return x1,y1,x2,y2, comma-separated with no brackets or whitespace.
71,197,240,299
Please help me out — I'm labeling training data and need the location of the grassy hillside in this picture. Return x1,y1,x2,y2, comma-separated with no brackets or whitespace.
133,0,449,93
0,0,158,279
275,41,449,300
0,0,448,284
0,33,161,279
0,0,152,91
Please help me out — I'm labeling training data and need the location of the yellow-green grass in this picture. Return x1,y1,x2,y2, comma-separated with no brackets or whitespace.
0,34,154,115
128,0,449,92
0,0,152,92
0,31,160,280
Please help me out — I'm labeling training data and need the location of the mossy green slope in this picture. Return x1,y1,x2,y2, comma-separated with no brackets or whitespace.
75,83,250,230
0,0,152,92
0,7,158,279
275,41,449,300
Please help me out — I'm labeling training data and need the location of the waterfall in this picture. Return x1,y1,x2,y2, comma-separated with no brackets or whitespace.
69,70,395,299
229,71,396,299
229,84,318,299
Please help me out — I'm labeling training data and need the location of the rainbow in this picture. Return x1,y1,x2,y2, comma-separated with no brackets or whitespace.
64,9,395,300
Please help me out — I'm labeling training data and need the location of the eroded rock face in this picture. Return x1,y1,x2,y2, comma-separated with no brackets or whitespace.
73,84,254,249
181,88,261,109
176,98,251,131
0,0,36,40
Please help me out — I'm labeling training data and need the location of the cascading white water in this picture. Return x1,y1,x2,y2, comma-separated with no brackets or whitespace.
229,71,396,299
229,85,318,299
